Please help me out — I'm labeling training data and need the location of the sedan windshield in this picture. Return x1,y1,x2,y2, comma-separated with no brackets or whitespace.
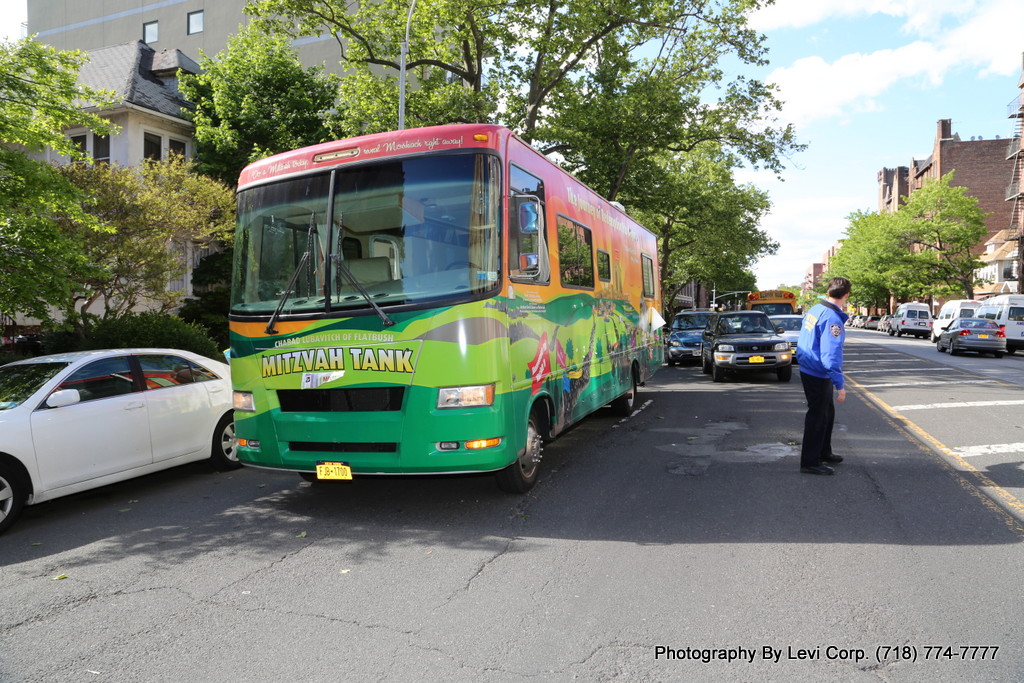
0,362,68,410
672,314,710,331
771,318,803,332
231,152,501,317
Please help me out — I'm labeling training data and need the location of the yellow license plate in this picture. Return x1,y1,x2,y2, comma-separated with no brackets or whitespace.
978,334,989,338
749,356,765,364
315,461,353,480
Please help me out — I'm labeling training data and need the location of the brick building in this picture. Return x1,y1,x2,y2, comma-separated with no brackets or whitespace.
879,119,1013,254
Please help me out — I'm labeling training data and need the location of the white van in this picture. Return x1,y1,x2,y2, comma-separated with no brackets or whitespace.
931,299,982,342
891,302,933,339
975,294,1024,354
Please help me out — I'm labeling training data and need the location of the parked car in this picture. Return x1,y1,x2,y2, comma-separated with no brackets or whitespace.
877,315,894,334
0,348,238,535
701,310,793,382
863,315,881,330
891,302,932,338
935,318,1007,357
665,310,712,365
768,314,802,363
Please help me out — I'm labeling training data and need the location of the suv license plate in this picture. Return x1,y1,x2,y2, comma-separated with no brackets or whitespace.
316,461,353,480
749,356,765,364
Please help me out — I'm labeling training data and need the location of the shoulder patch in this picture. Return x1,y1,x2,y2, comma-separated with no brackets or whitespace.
830,324,842,337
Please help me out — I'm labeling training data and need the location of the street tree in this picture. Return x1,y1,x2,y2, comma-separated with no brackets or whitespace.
178,24,343,185
894,172,989,300
828,174,990,308
631,145,776,314
54,157,235,332
0,37,118,320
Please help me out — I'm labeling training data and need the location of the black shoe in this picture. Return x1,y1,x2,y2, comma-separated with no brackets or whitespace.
821,453,844,464
800,465,835,475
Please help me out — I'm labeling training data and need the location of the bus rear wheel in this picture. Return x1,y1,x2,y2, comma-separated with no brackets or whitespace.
496,411,542,494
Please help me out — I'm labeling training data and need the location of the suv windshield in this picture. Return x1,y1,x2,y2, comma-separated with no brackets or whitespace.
0,362,68,410
672,313,710,331
231,152,501,317
717,314,775,335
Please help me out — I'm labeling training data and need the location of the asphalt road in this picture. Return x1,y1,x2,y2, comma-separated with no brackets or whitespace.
2,335,1023,682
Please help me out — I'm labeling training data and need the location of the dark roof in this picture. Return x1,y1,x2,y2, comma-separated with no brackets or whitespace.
77,40,198,119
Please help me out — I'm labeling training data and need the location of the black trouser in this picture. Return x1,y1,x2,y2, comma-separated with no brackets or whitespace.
800,371,835,467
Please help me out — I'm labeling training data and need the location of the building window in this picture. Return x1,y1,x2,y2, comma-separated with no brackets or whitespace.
143,132,162,160
168,138,187,157
143,20,158,44
93,134,110,164
187,11,204,35
70,134,87,157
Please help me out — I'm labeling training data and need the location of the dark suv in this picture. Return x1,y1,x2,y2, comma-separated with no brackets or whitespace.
701,310,793,382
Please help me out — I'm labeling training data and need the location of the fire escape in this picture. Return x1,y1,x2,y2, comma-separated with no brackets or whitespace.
1008,88,1024,293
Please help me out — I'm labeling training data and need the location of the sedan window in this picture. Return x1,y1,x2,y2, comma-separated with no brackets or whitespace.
56,357,137,402
138,354,219,388
0,362,68,410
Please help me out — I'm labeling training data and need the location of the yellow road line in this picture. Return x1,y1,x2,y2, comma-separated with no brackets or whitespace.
848,376,1024,537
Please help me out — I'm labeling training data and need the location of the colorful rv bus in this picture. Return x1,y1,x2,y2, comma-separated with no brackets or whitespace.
745,290,798,315
228,124,663,493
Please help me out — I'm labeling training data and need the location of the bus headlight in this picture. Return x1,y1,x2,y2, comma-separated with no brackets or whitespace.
233,391,256,412
437,384,495,408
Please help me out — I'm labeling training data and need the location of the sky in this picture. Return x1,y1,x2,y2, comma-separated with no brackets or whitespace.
3,1,1023,290
738,0,1024,289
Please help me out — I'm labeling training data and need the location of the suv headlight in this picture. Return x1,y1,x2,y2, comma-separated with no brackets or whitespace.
669,340,682,347
773,342,789,351
717,344,735,352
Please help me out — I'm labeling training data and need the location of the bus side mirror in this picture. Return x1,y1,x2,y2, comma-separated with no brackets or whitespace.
518,201,539,234
519,253,539,273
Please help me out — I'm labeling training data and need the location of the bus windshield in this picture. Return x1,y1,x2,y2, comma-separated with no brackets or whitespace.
231,152,501,316
749,302,796,316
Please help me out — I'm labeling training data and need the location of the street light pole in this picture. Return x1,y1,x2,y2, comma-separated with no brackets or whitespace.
398,0,417,131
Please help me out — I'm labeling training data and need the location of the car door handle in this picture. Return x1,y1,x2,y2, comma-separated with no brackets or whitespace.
123,402,145,410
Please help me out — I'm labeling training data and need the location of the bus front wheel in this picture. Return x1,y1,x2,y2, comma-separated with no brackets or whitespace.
496,411,542,494
609,367,638,417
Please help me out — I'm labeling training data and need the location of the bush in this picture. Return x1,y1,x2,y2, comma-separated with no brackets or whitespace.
81,312,222,360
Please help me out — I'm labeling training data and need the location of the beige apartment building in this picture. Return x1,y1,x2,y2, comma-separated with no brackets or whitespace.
27,0,339,67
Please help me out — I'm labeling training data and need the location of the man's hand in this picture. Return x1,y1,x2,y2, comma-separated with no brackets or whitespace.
836,387,846,403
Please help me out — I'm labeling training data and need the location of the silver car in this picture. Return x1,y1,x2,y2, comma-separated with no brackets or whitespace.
769,314,803,364
935,318,1007,358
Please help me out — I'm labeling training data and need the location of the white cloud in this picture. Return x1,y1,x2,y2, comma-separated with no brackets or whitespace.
749,0,974,34
768,42,951,127
759,0,1024,128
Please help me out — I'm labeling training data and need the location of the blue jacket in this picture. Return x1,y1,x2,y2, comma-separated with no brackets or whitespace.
796,301,849,389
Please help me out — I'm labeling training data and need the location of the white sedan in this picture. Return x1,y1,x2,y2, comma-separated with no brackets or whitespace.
0,348,238,534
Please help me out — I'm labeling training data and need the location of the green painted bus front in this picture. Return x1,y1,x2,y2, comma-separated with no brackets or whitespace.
229,124,662,479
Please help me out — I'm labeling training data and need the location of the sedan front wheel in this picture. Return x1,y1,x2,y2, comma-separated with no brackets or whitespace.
209,412,242,471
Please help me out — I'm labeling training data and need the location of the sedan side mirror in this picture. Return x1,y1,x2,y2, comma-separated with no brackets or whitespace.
46,389,81,409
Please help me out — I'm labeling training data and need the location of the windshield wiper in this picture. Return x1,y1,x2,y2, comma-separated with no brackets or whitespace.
332,256,395,328
265,213,318,335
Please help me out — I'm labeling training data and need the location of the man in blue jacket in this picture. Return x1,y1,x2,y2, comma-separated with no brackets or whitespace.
796,277,851,475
